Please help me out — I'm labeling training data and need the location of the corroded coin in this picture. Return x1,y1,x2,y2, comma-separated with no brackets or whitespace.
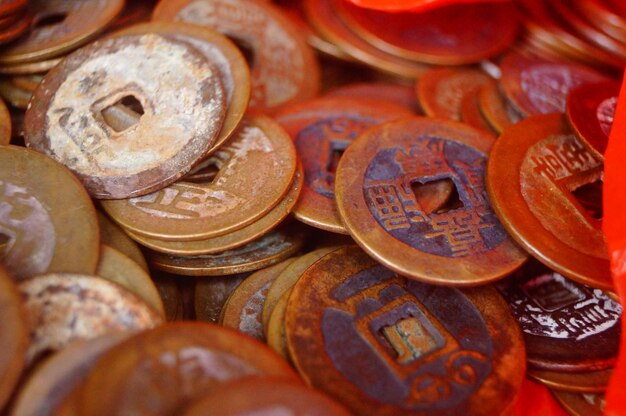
0,95,10,144
335,117,527,285
25,32,226,199
325,82,422,113
487,114,611,289
98,212,148,271
102,116,296,240
0,145,99,281
552,390,605,416
478,79,519,134
285,246,525,416
0,0,124,64
183,378,351,416
195,273,249,323
18,273,163,364
74,322,300,415
497,261,621,372
527,367,611,393
276,97,412,234
153,0,320,114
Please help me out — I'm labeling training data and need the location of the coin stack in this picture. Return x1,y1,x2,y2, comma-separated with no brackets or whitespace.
0,0,622,415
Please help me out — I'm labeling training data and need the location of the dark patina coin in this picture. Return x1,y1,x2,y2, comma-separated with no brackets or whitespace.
552,390,605,416
285,246,525,416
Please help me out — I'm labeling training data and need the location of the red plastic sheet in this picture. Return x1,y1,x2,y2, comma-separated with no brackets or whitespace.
344,0,510,12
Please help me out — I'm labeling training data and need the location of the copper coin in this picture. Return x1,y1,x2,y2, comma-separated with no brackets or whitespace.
124,165,303,256
195,273,248,323
417,68,492,121
220,258,295,340
183,377,351,416
0,145,99,281
0,76,32,109
266,286,293,360
337,1,519,65
18,273,163,364
325,82,423,113
106,0,157,33
97,211,148,272
336,117,527,285
75,322,300,416
0,0,27,18
0,266,27,411
102,116,296,240
153,0,320,114
478,79,519,134
527,367,611,393
0,8,31,45
11,333,130,416
276,97,413,234
0,0,124,64
285,246,526,415
25,33,226,199
552,390,605,416
496,261,621,372
0,57,62,75
0,95,10,144
567,80,620,155
153,273,185,321
460,92,497,136
115,21,251,153
487,114,611,289
499,53,612,117
573,0,626,43
147,224,307,277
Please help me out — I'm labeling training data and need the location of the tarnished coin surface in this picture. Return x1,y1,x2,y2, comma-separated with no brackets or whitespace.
552,390,605,416
0,95,10,144
285,246,525,416
527,367,611,393
478,79,519,134
335,117,527,285
195,273,248,323
325,82,422,113
25,32,226,199
98,212,148,271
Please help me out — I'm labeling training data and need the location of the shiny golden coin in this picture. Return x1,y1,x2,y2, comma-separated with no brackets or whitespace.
97,212,148,272
0,57,62,75
0,266,27,412
0,145,99,281
194,273,248,323
148,224,307,277
18,273,163,364
102,116,296,240
75,322,300,416
552,390,605,416
266,287,292,360
0,95,10,144
96,245,165,317
25,32,227,199
527,367,611,393
335,117,527,285
153,0,320,114
0,0,125,64
478,79,519,134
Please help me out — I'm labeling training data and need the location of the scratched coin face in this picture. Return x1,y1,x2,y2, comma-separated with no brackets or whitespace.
153,0,320,114
101,116,296,240
335,117,527,285
276,97,413,234
25,32,226,199
285,246,525,416
497,261,621,372
75,322,299,416
487,114,611,289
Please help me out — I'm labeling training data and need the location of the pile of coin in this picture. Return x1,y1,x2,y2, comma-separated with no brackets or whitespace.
0,0,623,415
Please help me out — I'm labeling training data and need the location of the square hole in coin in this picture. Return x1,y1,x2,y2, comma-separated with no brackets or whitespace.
410,178,461,214
101,96,144,133
380,315,443,364
571,180,603,220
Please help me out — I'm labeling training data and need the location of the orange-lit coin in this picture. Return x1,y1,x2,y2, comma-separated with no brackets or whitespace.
0,145,99,281
552,390,605,416
266,287,293,360
325,82,422,113
0,57,62,75
75,322,300,416
527,367,611,393
460,92,497,136
195,273,248,323
335,117,527,285
0,8,31,45
285,246,525,416
98,212,148,272
153,0,319,114
0,95,10,144
0,0,27,18
276,97,412,234
478,79,520,134
487,114,611,289
573,0,626,43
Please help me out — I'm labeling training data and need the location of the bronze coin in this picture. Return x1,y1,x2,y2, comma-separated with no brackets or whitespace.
573,0,626,43
496,261,621,372
460,92,497,136
487,114,611,289
97,211,148,272
24,32,227,199
0,145,99,281
527,367,611,393
0,0,124,64
153,0,320,114
183,377,352,416
552,390,605,416
194,273,248,323
106,0,157,33
0,266,27,412
335,1,520,65
102,116,296,240
266,286,293,360
0,57,62,75
566,80,620,155
0,76,32,109
18,273,163,365
285,246,526,415
325,82,423,113
478,79,519,135
0,0,27,18
75,322,300,416
276,97,413,234
0,95,10,144
499,53,612,117
153,273,185,321
147,224,307,277
335,116,527,285
0,8,31,45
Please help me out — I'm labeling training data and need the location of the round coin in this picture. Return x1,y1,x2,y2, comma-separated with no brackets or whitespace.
551,390,605,416
478,79,519,134
0,145,99,281
0,57,62,75
266,287,292,360
0,95,10,144
98,212,148,272
460,91,497,136
194,273,249,323
527,367,611,393
335,117,527,285
25,32,226,199
325,82,422,113
487,114,611,289
0,0,27,18
285,246,526,416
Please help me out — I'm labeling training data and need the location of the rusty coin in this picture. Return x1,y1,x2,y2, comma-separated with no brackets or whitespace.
276,97,413,234
552,390,605,416
325,82,423,113
527,367,611,393
75,322,300,416
478,79,520,134
487,114,611,289
0,145,99,281
153,0,320,114
335,117,527,285
285,246,525,415
0,95,10,144
194,273,248,323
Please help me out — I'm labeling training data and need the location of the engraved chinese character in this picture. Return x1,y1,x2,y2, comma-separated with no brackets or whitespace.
426,210,492,257
366,184,410,230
